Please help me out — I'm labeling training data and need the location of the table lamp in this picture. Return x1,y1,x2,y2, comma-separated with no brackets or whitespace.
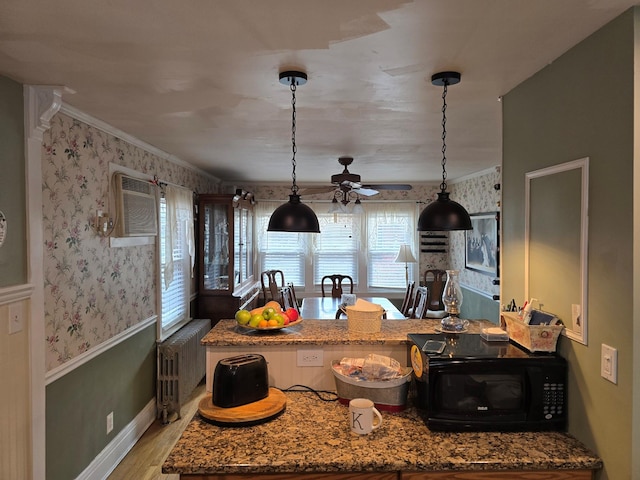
394,244,417,286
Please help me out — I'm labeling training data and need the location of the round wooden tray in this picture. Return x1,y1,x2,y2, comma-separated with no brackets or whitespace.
198,387,287,427
237,318,302,332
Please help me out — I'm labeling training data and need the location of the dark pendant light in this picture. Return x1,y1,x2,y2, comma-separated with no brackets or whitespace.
268,71,321,233
417,71,472,231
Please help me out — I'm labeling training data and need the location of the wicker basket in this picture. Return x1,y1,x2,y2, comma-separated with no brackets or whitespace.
344,300,384,333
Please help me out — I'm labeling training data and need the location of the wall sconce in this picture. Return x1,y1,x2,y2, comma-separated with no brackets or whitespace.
91,210,114,237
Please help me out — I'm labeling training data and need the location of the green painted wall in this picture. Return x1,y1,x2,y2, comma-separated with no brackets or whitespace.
0,76,26,287
460,287,500,325
46,324,156,479
502,9,635,480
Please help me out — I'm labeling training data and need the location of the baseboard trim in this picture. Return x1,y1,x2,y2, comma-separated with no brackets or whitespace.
76,397,156,480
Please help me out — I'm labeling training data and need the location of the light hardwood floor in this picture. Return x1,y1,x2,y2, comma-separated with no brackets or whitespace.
108,382,208,480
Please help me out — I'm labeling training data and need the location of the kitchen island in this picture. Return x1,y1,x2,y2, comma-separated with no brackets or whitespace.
201,318,494,392
162,390,602,479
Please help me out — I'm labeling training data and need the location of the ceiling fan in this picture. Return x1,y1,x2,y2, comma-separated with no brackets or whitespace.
299,156,413,197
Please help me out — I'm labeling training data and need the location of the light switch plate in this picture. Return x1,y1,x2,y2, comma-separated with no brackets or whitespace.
601,344,618,384
8,302,23,334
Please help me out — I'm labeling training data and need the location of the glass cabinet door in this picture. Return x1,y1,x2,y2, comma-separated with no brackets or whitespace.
202,202,230,290
233,208,241,289
244,208,253,281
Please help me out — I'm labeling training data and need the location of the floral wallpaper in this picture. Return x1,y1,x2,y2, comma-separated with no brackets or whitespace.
42,112,219,370
235,169,501,296
450,167,502,296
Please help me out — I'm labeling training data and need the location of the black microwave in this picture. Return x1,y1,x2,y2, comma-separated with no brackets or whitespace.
408,333,567,432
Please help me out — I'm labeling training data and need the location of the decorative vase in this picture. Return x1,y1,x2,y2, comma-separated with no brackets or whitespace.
441,269,468,332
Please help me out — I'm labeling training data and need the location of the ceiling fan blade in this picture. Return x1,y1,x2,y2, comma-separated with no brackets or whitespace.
353,187,379,196
298,186,337,195
362,184,413,191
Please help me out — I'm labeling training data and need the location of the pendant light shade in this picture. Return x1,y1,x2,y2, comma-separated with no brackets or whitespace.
268,193,320,232
417,191,472,231
268,71,320,233
417,71,472,232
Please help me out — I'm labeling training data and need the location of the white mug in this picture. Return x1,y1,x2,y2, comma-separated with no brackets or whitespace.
349,398,383,435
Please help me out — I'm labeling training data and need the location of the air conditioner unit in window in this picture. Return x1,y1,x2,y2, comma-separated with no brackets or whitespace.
114,172,158,237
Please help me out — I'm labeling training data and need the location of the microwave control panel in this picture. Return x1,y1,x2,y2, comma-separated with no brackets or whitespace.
542,381,565,419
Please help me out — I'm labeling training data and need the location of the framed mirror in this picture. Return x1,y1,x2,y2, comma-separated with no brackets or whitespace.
525,157,589,345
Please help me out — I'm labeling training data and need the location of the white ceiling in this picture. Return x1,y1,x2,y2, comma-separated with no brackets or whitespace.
1,0,636,186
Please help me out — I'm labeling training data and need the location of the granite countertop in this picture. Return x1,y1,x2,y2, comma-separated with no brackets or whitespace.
201,318,495,347
162,390,602,476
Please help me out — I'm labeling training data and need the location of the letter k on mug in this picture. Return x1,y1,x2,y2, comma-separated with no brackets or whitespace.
349,398,383,434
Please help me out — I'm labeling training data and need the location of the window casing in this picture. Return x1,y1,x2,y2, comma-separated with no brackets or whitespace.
159,186,194,340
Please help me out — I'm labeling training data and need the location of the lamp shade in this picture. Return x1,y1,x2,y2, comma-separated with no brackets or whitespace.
394,244,417,264
268,194,320,233
417,191,472,231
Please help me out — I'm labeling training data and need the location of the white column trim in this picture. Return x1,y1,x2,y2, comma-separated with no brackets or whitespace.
24,84,71,480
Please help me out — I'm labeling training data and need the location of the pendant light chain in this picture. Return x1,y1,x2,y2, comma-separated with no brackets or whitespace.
440,81,448,193
290,81,299,194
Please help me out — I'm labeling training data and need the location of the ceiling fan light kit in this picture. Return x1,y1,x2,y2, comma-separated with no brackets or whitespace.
417,71,472,232
268,70,320,233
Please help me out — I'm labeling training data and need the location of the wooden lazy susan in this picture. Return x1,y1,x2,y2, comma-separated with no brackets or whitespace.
198,387,287,427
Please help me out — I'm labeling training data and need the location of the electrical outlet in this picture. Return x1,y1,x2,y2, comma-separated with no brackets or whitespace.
106,412,114,434
601,344,618,384
297,349,324,367
8,302,23,334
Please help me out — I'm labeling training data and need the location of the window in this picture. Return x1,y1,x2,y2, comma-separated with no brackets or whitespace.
159,185,194,340
256,200,417,293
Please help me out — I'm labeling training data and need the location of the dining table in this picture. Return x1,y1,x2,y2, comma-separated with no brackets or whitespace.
299,296,406,320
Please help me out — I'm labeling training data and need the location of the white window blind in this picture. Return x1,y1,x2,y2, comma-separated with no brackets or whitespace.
367,205,416,289
255,200,417,292
313,213,360,285
159,185,194,340
255,201,306,285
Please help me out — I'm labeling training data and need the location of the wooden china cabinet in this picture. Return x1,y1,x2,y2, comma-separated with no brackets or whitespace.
196,191,260,324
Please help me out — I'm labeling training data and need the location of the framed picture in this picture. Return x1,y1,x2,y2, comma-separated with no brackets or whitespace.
465,212,499,277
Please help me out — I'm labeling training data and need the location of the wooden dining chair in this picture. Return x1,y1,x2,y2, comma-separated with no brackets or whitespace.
400,281,416,317
410,286,429,319
424,269,446,311
280,286,298,313
261,269,285,303
321,274,354,298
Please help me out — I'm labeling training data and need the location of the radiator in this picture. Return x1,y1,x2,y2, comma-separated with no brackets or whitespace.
157,318,211,421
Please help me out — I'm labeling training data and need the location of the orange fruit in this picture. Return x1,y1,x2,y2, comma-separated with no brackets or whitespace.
258,319,269,328
267,318,279,327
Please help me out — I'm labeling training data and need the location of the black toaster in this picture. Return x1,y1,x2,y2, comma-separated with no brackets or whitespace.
212,354,269,408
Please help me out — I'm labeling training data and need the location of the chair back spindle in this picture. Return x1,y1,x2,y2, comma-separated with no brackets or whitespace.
411,286,429,319
400,281,415,317
261,269,285,303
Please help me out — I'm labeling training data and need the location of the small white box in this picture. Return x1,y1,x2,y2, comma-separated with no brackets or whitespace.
480,327,509,342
